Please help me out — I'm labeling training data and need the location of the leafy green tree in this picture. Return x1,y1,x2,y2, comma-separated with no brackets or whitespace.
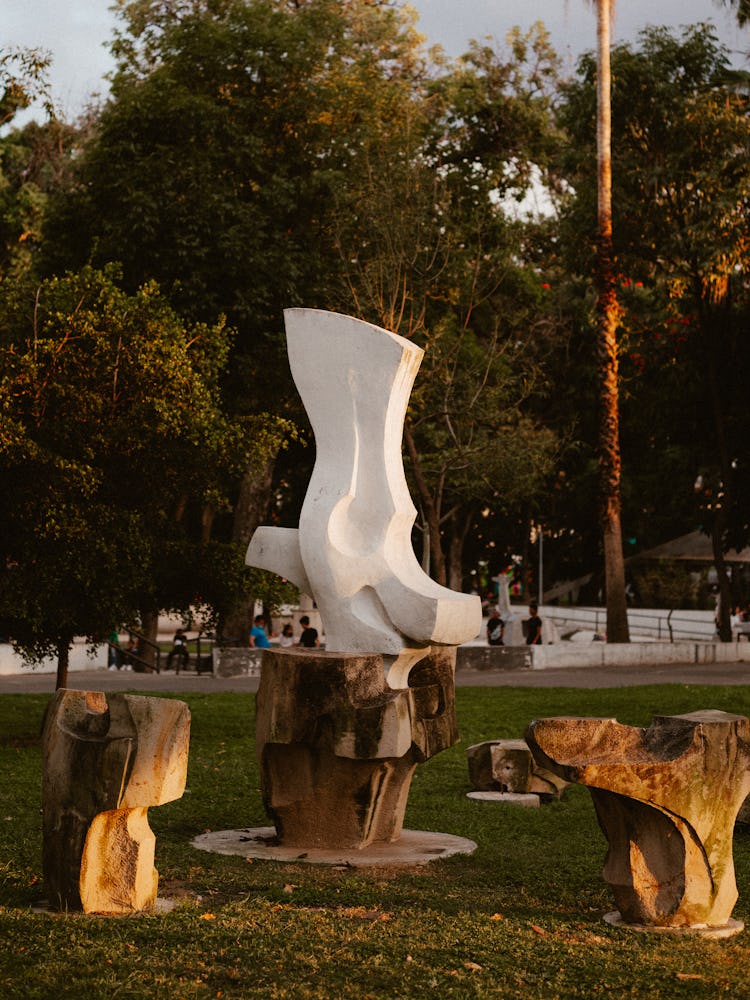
328,24,563,588
0,266,289,686
40,0,436,629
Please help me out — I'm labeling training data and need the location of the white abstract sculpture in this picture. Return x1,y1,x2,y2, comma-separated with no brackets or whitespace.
247,309,481,679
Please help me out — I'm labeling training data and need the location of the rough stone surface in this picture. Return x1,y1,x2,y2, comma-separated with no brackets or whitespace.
256,647,458,849
526,711,750,931
466,739,567,799
42,689,190,914
246,309,481,670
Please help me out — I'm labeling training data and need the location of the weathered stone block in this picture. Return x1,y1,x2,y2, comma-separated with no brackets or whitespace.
526,711,750,932
42,689,190,914
256,647,457,849
466,739,566,799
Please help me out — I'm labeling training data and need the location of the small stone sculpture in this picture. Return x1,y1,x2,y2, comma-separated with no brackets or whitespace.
466,739,567,802
42,689,190,914
526,711,750,935
256,646,457,849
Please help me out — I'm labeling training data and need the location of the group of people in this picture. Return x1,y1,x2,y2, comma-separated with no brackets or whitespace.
486,603,542,646
249,614,320,649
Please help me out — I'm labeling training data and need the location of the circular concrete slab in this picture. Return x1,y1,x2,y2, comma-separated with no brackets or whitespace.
604,911,744,938
466,791,540,807
191,826,477,866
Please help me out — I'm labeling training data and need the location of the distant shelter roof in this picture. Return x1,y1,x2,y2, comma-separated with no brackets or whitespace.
635,531,750,564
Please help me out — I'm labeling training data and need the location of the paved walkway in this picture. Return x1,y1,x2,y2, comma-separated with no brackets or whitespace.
1,658,748,693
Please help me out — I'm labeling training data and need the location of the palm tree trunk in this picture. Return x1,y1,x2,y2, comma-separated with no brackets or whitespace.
595,0,629,642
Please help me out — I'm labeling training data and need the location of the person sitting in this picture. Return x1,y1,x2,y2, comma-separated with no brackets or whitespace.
279,623,295,647
167,628,190,670
486,608,505,646
297,615,319,648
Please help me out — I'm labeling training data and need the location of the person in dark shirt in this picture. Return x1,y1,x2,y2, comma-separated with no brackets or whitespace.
167,628,190,670
526,604,542,645
298,615,319,648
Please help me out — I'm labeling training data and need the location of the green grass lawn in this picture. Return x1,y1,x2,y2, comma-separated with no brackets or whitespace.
2,684,750,998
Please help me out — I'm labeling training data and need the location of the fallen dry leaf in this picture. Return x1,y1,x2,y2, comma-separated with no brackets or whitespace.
200,913,217,921
464,961,483,972
676,973,704,981
490,913,504,921
531,925,548,936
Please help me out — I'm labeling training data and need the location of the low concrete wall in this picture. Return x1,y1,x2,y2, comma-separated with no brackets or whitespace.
455,646,531,672
530,641,750,670
0,640,107,676
213,647,263,678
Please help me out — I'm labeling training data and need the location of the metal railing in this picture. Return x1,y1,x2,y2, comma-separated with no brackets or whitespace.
539,606,718,643
107,629,162,673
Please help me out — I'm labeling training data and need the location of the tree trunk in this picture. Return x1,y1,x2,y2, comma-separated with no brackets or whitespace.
596,0,630,643
220,458,276,643
141,609,159,671
701,307,733,641
55,639,70,690
447,508,473,592
403,422,447,586
712,517,733,642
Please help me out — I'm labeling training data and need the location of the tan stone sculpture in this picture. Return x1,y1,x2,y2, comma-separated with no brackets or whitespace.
525,711,750,935
256,646,457,849
466,739,567,801
42,689,190,914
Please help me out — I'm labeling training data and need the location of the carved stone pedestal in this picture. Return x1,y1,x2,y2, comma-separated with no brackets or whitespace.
256,646,458,849
42,689,190,914
526,711,750,933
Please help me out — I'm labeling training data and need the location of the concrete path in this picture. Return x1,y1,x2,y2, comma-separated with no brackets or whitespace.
1,659,748,694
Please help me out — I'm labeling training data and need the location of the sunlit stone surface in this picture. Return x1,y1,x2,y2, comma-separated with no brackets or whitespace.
42,689,190,914
526,711,750,932
256,647,458,849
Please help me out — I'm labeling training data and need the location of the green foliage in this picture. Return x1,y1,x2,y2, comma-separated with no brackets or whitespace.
0,47,53,128
550,23,750,594
0,266,292,662
3,685,750,996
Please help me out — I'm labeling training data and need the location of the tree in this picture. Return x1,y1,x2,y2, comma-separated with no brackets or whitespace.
591,0,630,641
0,266,290,686
40,0,435,631
560,23,750,631
328,25,563,589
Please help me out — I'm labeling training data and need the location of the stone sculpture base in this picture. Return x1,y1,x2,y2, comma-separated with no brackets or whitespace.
256,647,458,850
603,911,744,939
192,827,476,867
466,791,541,808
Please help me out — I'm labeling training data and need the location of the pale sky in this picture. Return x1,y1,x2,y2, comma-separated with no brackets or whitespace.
5,0,748,121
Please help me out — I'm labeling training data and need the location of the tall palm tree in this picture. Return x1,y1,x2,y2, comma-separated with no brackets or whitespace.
590,0,630,641
719,0,750,25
